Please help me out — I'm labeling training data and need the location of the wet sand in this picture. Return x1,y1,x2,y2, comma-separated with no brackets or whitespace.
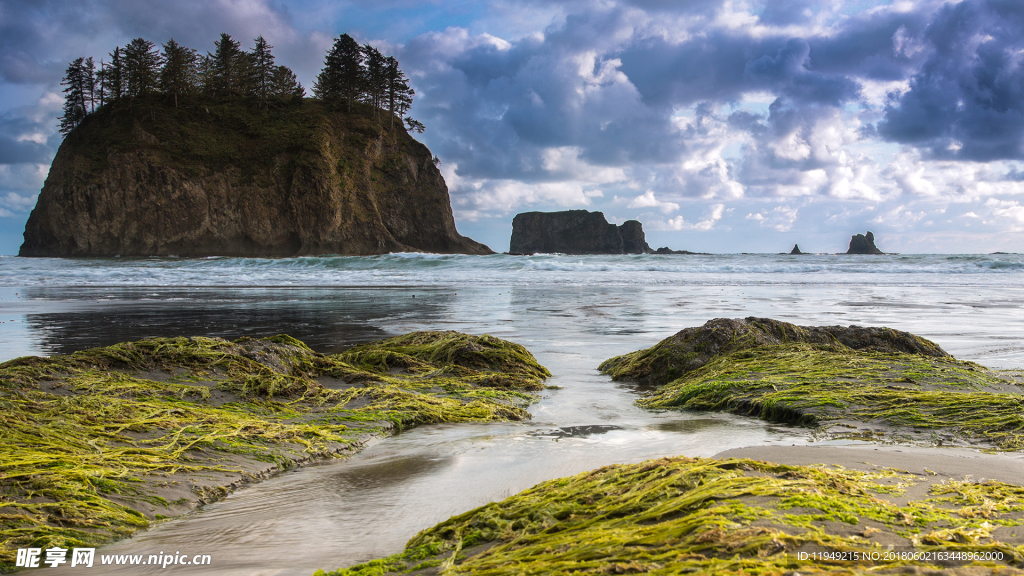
716,444,1024,493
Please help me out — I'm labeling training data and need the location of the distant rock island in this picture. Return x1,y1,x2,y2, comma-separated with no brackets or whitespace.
846,231,883,255
509,210,653,255
653,247,701,255
790,244,804,255
20,98,491,257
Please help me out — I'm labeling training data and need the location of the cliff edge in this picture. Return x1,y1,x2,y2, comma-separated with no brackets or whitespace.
509,210,652,255
20,98,491,257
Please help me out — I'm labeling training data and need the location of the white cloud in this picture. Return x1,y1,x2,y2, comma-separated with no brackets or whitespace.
0,191,38,216
746,206,798,231
627,190,679,213
985,199,1024,224
648,204,724,231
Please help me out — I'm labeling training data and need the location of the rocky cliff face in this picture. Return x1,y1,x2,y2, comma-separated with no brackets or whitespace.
20,99,491,257
509,210,652,255
846,231,883,255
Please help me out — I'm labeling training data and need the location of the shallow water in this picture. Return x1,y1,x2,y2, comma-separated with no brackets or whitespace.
4,254,1023,575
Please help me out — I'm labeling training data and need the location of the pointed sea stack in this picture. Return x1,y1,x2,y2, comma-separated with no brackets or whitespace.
790,244,803,255
846,231,883,255
509,210,652,255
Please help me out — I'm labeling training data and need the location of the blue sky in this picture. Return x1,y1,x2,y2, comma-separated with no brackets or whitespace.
1,0,1023,254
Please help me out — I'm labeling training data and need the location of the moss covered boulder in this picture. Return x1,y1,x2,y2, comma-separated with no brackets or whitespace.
0,331,547,570
601,318,1024,449
317,456,1024,575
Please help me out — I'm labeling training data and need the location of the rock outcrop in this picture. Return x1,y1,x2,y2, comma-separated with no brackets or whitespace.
508,210,652,255
846,231,883,255
790,244,803,255
20,98,491,257
600,317,950,387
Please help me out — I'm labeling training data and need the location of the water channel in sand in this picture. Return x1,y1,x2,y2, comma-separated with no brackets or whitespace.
3,280,1021,575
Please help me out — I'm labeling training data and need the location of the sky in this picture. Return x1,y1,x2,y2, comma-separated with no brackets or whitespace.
1,0,1023,254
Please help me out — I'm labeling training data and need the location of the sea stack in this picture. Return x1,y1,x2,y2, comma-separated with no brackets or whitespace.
19,98,491,257
790,244,803,255
846,231,883,255
509,210,652,255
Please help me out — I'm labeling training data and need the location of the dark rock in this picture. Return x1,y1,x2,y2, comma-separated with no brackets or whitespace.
20,98,491,257
600,317,949,387
846,231,883,255
619,220,650,254
508,210,652,255
653,247,701,255
790,244,803,255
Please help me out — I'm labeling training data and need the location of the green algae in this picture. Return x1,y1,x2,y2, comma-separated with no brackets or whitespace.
599,317,949,388
0,331,547,570
601,318,1024,450
316,456,1024,575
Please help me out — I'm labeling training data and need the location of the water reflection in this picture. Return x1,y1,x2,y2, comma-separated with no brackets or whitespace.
18,281,1024,576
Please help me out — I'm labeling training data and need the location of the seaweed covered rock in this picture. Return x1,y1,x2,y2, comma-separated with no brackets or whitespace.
317,456,1024,575
600,317,949,387
20,97,491,257
601,318,1024,449
0,331,547,570
508,210,652,255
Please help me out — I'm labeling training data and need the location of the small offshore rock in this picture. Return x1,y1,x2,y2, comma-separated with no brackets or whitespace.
790,244,803,255
846,231,883,254
509,210,652,255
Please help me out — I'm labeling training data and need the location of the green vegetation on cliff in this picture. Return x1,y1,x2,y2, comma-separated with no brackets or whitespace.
317,456,1024,575
0,331,546,570
600,318,1024,449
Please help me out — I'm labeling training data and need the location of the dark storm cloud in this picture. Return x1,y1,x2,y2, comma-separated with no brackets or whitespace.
879,0,1024,160
617,6,927,110
0,0,323,88
401,7,687,182
404,1,932,190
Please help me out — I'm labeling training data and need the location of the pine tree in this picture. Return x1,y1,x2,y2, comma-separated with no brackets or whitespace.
404,117,425,133
59,58,89,135
123,38,162,98
271,65,304,98
362,44,387,120
197,54,215,95
95,62,107,108
83,57,96,113
105,47,124,101
384,56,414,130
161,38,198,108
210,33,244,98
313,33,364,111
250,35,276,106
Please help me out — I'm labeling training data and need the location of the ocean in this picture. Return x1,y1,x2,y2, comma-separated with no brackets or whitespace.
4,252,1024,575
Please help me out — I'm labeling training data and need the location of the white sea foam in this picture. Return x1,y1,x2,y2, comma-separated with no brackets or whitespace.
0,253,1021,288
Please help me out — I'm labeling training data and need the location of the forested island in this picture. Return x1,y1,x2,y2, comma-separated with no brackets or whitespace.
20,33,491,257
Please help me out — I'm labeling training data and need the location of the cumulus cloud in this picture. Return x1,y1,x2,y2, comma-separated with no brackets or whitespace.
0,190,39,218
628,190,678,213
746,205,798,231
650,203,724,231
3,0,1024,252
879,0,1024,160
985,198,1024,224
